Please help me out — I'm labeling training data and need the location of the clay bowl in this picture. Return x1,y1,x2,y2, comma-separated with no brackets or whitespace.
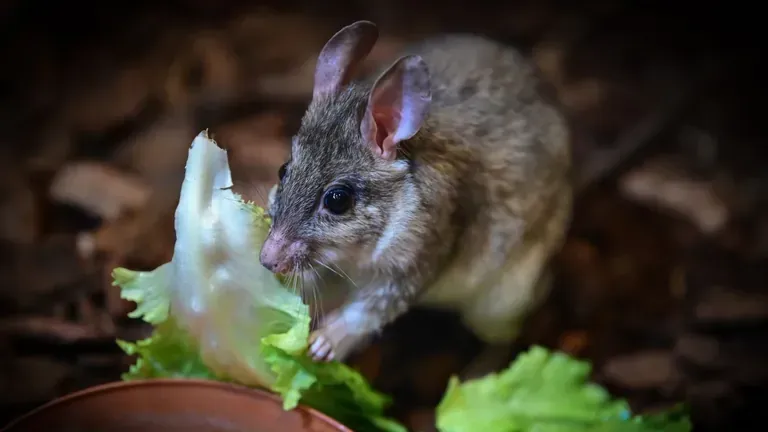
2,379,351,432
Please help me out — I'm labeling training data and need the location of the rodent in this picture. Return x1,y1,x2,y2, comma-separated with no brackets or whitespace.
259,20,573,370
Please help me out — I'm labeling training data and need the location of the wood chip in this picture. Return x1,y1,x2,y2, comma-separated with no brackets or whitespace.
619,157,730,234
558,330,588,356
694,286,768,323
602,350,678,390
0,316,106,342
49,162,151,221
675,334,720,367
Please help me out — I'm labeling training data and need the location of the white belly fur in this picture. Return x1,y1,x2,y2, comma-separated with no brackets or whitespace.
417,186,571,344
417,238,552,344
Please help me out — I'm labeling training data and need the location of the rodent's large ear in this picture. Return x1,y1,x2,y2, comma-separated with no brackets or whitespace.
361,55,432,161
313,21,379,101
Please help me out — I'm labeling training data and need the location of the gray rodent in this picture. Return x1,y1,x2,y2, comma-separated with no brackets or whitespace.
259,20,572,371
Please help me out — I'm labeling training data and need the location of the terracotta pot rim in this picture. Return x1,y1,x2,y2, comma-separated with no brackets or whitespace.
2,378,353,432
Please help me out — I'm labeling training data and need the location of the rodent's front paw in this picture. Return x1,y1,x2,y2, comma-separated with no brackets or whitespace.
308,331,336,361
308,314,362,362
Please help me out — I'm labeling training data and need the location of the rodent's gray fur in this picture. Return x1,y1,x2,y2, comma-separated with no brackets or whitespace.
264,22,572,363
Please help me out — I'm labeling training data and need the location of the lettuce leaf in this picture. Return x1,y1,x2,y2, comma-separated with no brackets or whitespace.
113,131,406,432
435,346,692,432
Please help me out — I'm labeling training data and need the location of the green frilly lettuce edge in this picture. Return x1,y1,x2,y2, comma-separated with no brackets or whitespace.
112,265,406,432
435,345,692,432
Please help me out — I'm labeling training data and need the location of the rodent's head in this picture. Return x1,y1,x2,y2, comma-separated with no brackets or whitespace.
259,20,432,277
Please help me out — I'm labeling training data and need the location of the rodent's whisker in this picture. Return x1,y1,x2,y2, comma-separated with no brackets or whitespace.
289,266,300,299
220,178,273,207
241,178,267,196
313,259,341,278
331,262,359,291
292,263,306,306
308,262,325,325
304,268,321,325
314,259,356,292
286,269,301,318
251,183,267,204
310,278,317,324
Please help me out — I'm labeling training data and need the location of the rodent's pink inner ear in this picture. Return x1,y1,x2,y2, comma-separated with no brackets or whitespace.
372,114,390,152
361,55,431,161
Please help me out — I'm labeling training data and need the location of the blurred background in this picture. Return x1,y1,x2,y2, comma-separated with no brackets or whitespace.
1,0,767,430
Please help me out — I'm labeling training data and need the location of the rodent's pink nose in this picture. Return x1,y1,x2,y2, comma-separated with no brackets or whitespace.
260,231,307,275
260,232,288,274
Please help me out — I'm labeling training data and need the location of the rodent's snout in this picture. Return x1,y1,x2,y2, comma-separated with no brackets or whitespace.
259,230,308,275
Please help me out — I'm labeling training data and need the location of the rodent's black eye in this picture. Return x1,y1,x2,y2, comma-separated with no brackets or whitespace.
278,163,288,181
322,186,355,215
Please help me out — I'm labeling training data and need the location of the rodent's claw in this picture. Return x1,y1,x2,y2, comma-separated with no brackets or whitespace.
308,331,336,362
308,312,364,362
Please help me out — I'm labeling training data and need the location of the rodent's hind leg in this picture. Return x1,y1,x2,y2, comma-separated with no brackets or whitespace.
457,311,524,381
459,343,516,381
458,268,555,379
456,308,527,380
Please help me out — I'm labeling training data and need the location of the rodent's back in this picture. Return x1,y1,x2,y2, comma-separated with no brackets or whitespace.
404,35,542,116
400,35,573,341
404,34,571,222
